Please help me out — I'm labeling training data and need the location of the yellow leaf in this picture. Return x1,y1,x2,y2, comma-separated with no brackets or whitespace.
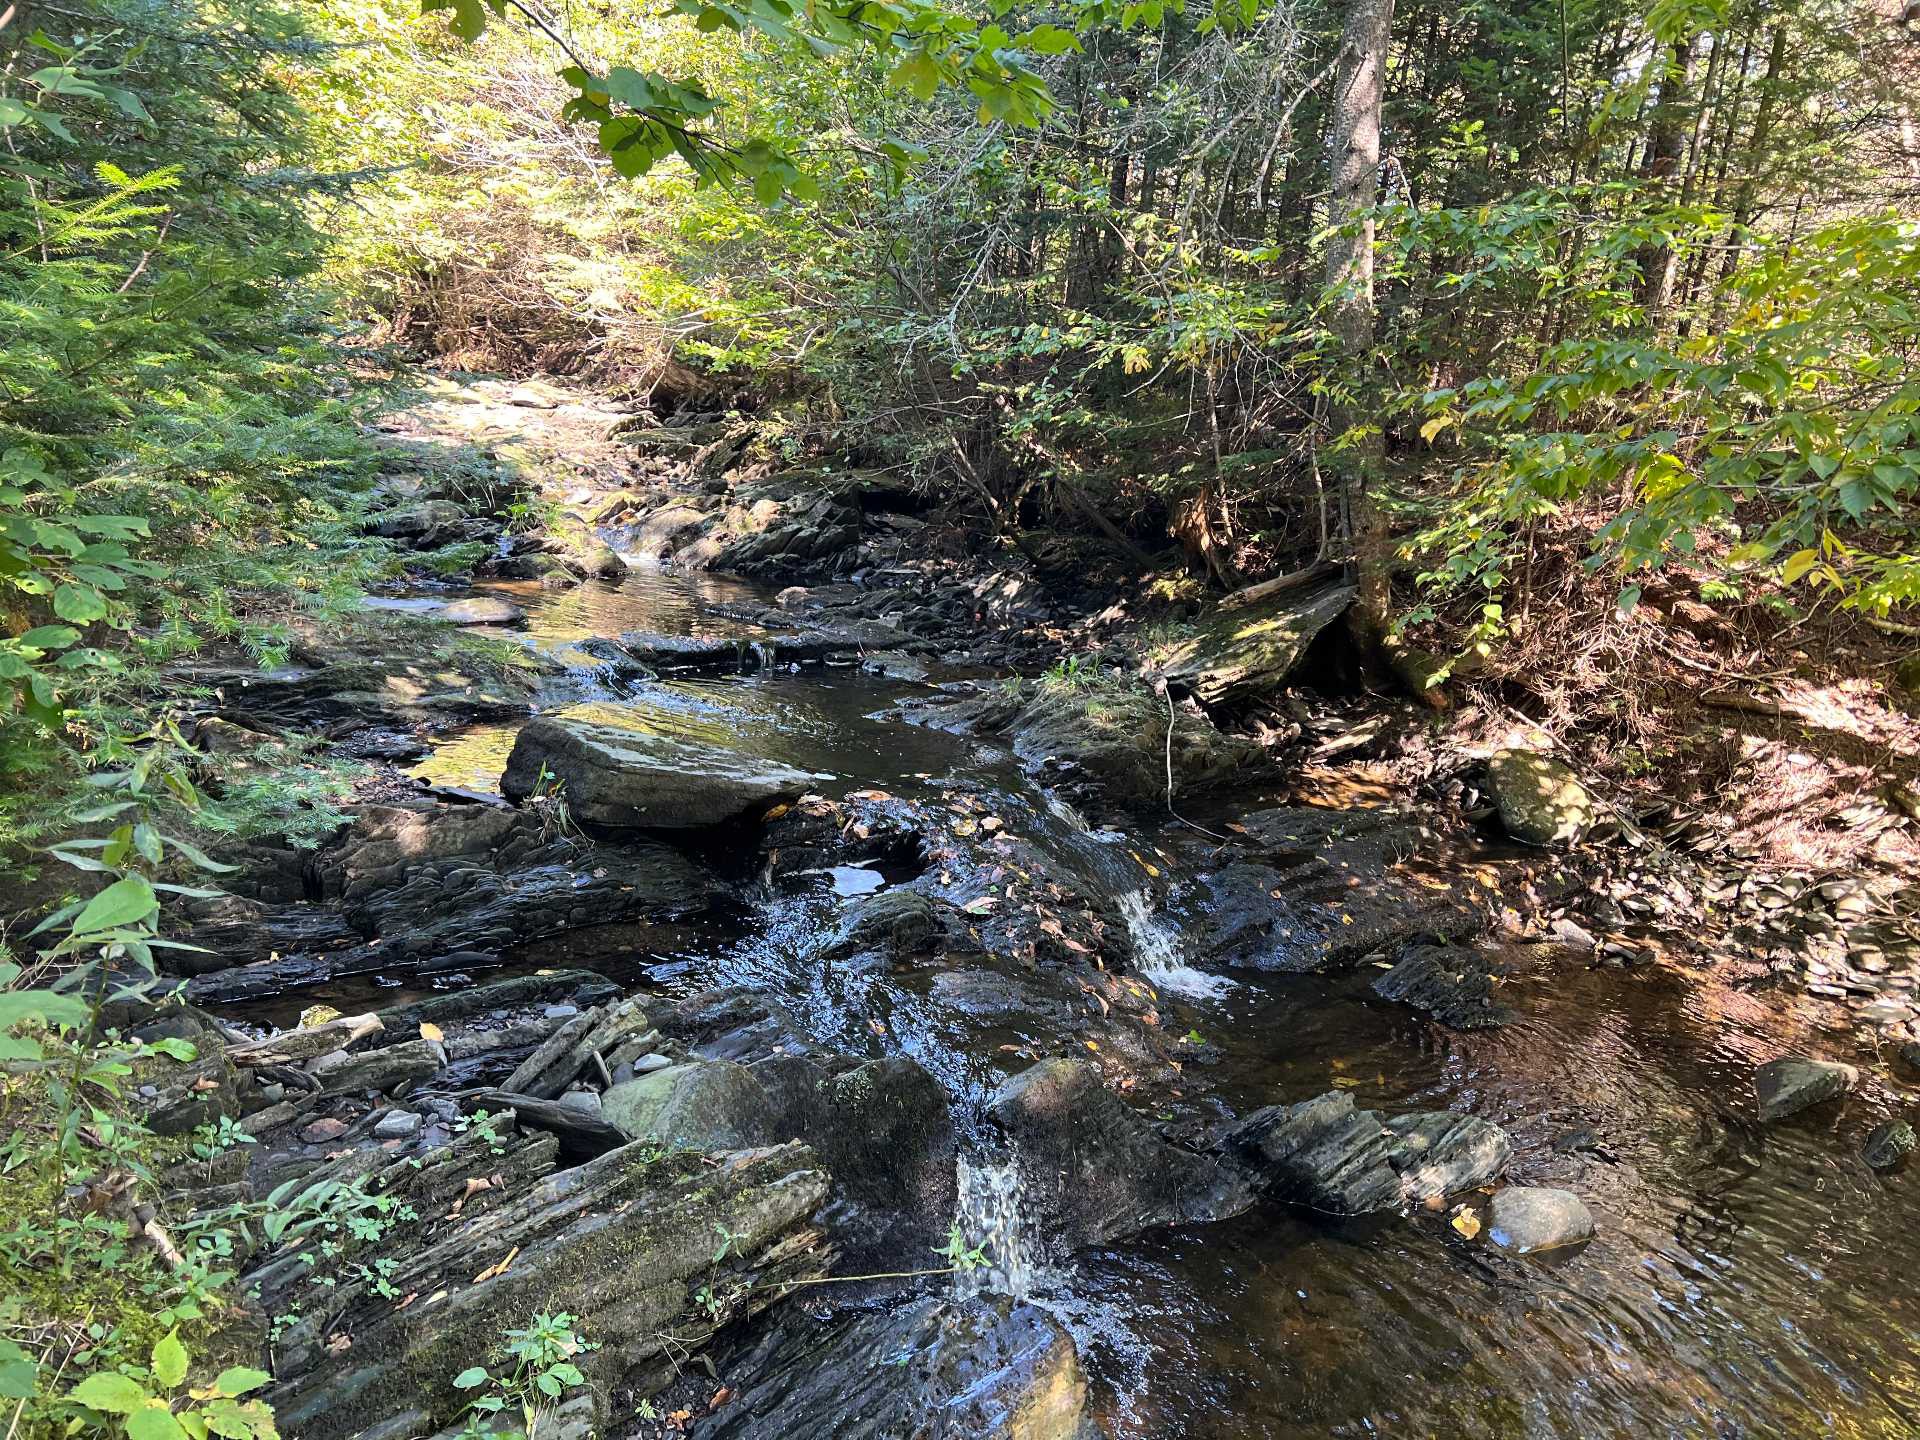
1781,548,1820,585
419,1022,444,1043
1128,850,1160,878
1084,1040,1099,1052
1419,415,1451,444
300,1004,342,1028
1452,1209,1482,1240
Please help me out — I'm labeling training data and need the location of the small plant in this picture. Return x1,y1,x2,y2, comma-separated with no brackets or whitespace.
188,1115,258,1162
452,1313,597,1439
62,1329,274,1440
934,1223,989,1273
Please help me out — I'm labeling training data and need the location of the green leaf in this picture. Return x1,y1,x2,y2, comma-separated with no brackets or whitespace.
0,1343,36,1398
209,1368,270,1400
70,1371,151,1414
151,1332,188,1389
71,875,158,936
452,1367,489,1389
128,1407,190,1440
18,625,78,651
52,583,109,623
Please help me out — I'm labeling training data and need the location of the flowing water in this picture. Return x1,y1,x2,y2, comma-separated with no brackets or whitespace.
390,568,1920,1438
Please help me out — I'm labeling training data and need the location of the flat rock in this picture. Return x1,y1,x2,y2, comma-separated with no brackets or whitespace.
1158,582,1355,705
373,1110,422,1141
1484,1186,1595,1254
1486,749,1595,845
437,596,524,626
500,715,820,828
1373,945,1516,1029
1754,1056,1858,1122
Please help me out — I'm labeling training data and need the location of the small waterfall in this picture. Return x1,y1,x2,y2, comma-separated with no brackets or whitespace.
1117,889,1230,1000
748,639,776,672
953,1154,1039,1300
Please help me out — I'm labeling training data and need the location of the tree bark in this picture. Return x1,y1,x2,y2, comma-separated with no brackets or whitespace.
1322,0,1397,645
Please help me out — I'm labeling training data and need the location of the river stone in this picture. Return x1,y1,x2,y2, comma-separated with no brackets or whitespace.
1484,1186,1595,1254
579,540,628,578
601,1060,776,1150
1157,582,1355,704
1373,945,1516,1029
1754,1056,1859,1122
1485,748,1595,845
1862,1119,1915,1170
697,1295,1093,1440
437,596,524,626
987,1058,1244,1247
825,889,943,958
373,498,464,543
500,715,819,828
1384,1111,1514,1198
373,1110,422,1141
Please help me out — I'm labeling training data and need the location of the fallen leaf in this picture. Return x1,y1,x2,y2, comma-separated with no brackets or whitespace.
1451,1209,1482,1240
326,1333,352,1355
1127,850,1161,878
472,1244,520,1285
708,1387,734,1409
300,1004,341,1028
419,1021,445,1043
1084,1039,1100,1052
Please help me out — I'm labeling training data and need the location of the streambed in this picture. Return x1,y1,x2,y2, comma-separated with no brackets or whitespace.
306,569,1920,1435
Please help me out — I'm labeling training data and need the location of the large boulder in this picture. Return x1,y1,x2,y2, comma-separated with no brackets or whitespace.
1486,749,1596,845
601,1060,776,1150
1158,582,1355,704
698,1296,1094,1440
1754,1055,1858,1122
500,715,820,828
986,1059,1245,1248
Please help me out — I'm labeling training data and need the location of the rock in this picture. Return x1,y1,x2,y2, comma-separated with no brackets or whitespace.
1483,1186,1595,1254
697,1296,1092,1440
307,1037,443,1096
1372,945,1516,1029
373,499,465,545
372,1110,422,1141
1224,1091,1512,1215
861,650,931,682
825,890,943,959
601,1060,776,1151
437,596,524,626
1158,582,1355,704
301,1116,349,1144
466,1089,628,1159
1754,1056,1859,1122
579,540,628,578
264,1142,831,1440
500,715,820,828
1485,749,1595,845
987,1059,1244,1248
1864,1119,1916,1169
1192,863,1315,970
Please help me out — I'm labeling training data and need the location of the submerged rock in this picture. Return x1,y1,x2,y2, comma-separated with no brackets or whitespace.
824,889,944,959
1754,1056,1858,1122
1862,1119,1915,1170
500,715,819,828
698,1296,1093,1440
1372,945,1517,1029
1485,749,1595,845
1483,1186,1595,1254
437,595,525,626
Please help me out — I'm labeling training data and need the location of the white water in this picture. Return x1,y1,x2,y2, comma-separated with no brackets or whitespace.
1117,889,1231,1000
953,1155,1040,1301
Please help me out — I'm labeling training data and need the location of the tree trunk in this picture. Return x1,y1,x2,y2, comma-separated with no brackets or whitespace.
1322,0,1397,645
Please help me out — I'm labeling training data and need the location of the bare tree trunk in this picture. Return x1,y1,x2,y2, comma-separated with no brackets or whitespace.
1323,0,1396,644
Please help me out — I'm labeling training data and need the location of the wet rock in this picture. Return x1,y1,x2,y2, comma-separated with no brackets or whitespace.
1224,1091,1512,1215
1192,863,1315,970
579,540,628,578
1372,945,1517,1029
698,1296,1092,1440
373,499,465,545
467,1089,627,1158
825,889,943,959
1863,1119,1916,1170
600,1060,776,1150
1158,582,1355,704
501,715,819,828
1483,1186,1595,1254
373,1110,422,1141
265,1142,832,1440
987,1059,1245,1247
1754,1056,1858,1122
861,650,930,682
437,595,524,626
1486,749,1595,846
712,491,860,582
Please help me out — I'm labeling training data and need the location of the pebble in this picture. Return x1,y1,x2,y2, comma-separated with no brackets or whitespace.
1484,1187,1595,1255
302,1116,350,1144
1863,1120,1916,1171
544,1004,580,1020
373,1111,422,1141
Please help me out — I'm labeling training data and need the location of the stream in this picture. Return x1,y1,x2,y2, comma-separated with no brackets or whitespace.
368,568,1918,1437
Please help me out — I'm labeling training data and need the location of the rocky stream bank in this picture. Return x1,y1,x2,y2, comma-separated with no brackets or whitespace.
105,376,1920,1438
